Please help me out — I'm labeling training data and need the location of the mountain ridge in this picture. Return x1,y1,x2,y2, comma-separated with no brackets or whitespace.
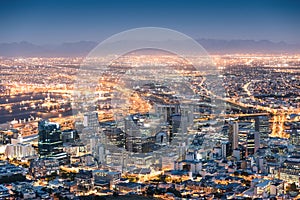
0,39,299,57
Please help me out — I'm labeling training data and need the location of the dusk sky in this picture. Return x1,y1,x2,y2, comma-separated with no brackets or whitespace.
0,0,300,44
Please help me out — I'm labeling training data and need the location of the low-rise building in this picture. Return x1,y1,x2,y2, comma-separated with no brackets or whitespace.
29,158,60,178
0,184,10,198
75,170,94,193
5,143,36,160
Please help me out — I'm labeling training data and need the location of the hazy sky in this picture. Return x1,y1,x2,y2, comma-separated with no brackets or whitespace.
0,0,299,44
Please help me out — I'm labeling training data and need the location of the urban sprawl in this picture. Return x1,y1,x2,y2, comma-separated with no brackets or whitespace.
0,53,300,199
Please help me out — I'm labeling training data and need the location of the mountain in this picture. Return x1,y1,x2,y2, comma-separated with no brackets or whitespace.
0,39,299,57
197,39,300,54
0,41,97,57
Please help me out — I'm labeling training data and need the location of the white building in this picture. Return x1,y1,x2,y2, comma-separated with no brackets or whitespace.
83,112,99,129
5,143,36,160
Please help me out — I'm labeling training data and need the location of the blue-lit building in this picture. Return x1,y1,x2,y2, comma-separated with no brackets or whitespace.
38,120,66,160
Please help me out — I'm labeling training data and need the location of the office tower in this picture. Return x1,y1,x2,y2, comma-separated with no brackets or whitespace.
101,121,125,148
62,129,79,144
229,121,239,153
257,156,266,173
38,120,65,160
238,130,249,145
180,103,195,125
95,144,106,164
254,131,260,153
221,141,230,158
109,128,125,147
83,112,99,130
154,104,179,122
124,117,142,153
170,114,181,142
246,132,255,156
255,116,270,139
124,115,159,153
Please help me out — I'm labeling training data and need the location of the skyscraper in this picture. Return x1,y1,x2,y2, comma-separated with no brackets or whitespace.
221,141,230,158
246,132,255,156
229,121,239,153
255,116,270,139
254,131,260,153
124,117,142,152
83,112,99,130
38,120,66,160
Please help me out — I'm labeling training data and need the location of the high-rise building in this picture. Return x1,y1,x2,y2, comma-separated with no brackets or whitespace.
255,116,270,139
100,121,125,148
83,112,99,130
38,120,66,160
124,115,161,153
246,132,255,156
154,104,179,122
254,131,260,153
62,129,79,144
221,141,230,158
228,121,239,153
124,117,142,153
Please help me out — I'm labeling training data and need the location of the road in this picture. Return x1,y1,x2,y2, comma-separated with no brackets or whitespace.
197,77,291,138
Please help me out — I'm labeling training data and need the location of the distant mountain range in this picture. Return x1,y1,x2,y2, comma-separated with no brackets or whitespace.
0,41,97,57
0,39,300,57
197,39,300,54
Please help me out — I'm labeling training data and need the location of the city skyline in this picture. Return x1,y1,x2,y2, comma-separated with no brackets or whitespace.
1,52,300,199
1,1,300,199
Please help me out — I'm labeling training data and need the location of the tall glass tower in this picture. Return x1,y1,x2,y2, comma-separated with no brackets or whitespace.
38,120,65,159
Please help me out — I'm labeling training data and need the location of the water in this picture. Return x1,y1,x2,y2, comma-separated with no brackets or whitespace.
0,92,73,124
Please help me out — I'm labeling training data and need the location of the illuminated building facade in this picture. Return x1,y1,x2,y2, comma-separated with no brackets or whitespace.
38,120,66,160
